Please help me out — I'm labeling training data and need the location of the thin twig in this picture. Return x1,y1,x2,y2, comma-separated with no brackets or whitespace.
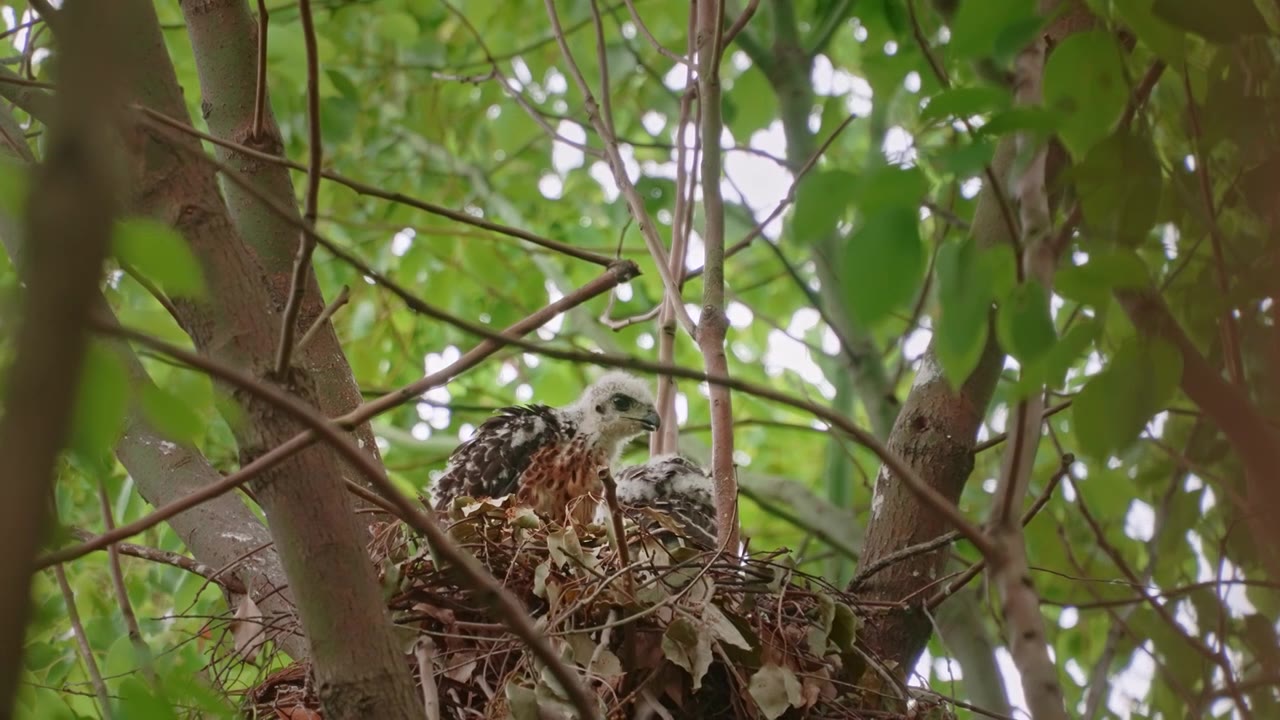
252,0,270,139
37,263,632,570
598,467,634,595
924,455,1069,609
722,0,761,47
544,0,698,336
295,284,349,354
273,0,324,375
117,259,182,322
1183,69,1244,387
135,106,616,266
67,528,247,594
54,565,113,719
621,0,688,65
906,0,1022,267
415,637,442,720
652,41,698,456
97,481,155,684
682,110,859,283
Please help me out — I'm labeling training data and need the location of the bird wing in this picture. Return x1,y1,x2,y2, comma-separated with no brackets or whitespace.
431,405,568,509
649,492,718,550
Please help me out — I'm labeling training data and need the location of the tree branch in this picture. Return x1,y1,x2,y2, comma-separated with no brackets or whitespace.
982,19,1067,719
134,105,618,267
692,0,741,551
68,528,247,594
90,321,604,720
38,263,635,569
273,0,324,376
0,1,123,707
544,0,699,336
54,565,113,718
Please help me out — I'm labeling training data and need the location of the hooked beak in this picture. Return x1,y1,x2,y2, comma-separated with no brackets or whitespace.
639,409,661,431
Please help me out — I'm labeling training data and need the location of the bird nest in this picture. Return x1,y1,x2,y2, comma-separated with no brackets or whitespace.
245,497,953,719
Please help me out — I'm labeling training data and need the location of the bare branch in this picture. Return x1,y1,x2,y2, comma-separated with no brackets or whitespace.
985,25,1066,720
1183,71,1244,387
97,481,156,683
683,110,859,284
296,284,350,355
252,0,270,139
54,565,113,718
692,0,741,551
274,0,324,375
67,528,247,594
544,0,699,336
135,106,617,267
621,0,689,65
37,262,634,569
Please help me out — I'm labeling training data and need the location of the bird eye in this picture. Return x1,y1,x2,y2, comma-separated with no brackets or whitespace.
611,394,634,411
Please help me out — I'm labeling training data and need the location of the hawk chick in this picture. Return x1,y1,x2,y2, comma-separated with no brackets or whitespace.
430,372,659,522
604,454,719,551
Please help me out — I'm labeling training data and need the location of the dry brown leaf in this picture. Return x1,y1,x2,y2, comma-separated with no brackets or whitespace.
230,593,267,662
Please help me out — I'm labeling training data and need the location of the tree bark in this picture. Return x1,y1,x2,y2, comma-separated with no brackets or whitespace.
179,0,387,518
117,2,421,715
851,2,1096,673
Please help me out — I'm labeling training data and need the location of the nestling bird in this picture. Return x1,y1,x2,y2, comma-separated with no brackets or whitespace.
604,454,719,551
429,372,660,522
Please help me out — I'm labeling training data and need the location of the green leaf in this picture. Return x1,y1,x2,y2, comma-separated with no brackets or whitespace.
1072,336,1182,459
114,677,180,720
1042,31,1129,158
728,68,776,137
927,139,997,177
948,0,1038,59
1152,0,1267,43
1055,248,1151,306
748,662,803,720
70,343,129,460
0,155,29,220
374,10,420,45
997,281,1057,364
635,176,675,218
829,601,862,652
112,217,206,297
1045,318,1101,389
982,244,1019,300
977,107,1062,138
791,170,857,243
807,592,837,654
505,682,539,720
855,165,928,214
139,383,203,446
546,527,590,568
705,602,753,650
934,238,995,386
1114,0,1187,64
662,616,714,690
841,207,925,327
1071,131,1163,244
920,87,1012,123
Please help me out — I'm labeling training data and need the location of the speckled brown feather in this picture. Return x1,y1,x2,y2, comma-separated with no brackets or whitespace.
431,405,568,510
